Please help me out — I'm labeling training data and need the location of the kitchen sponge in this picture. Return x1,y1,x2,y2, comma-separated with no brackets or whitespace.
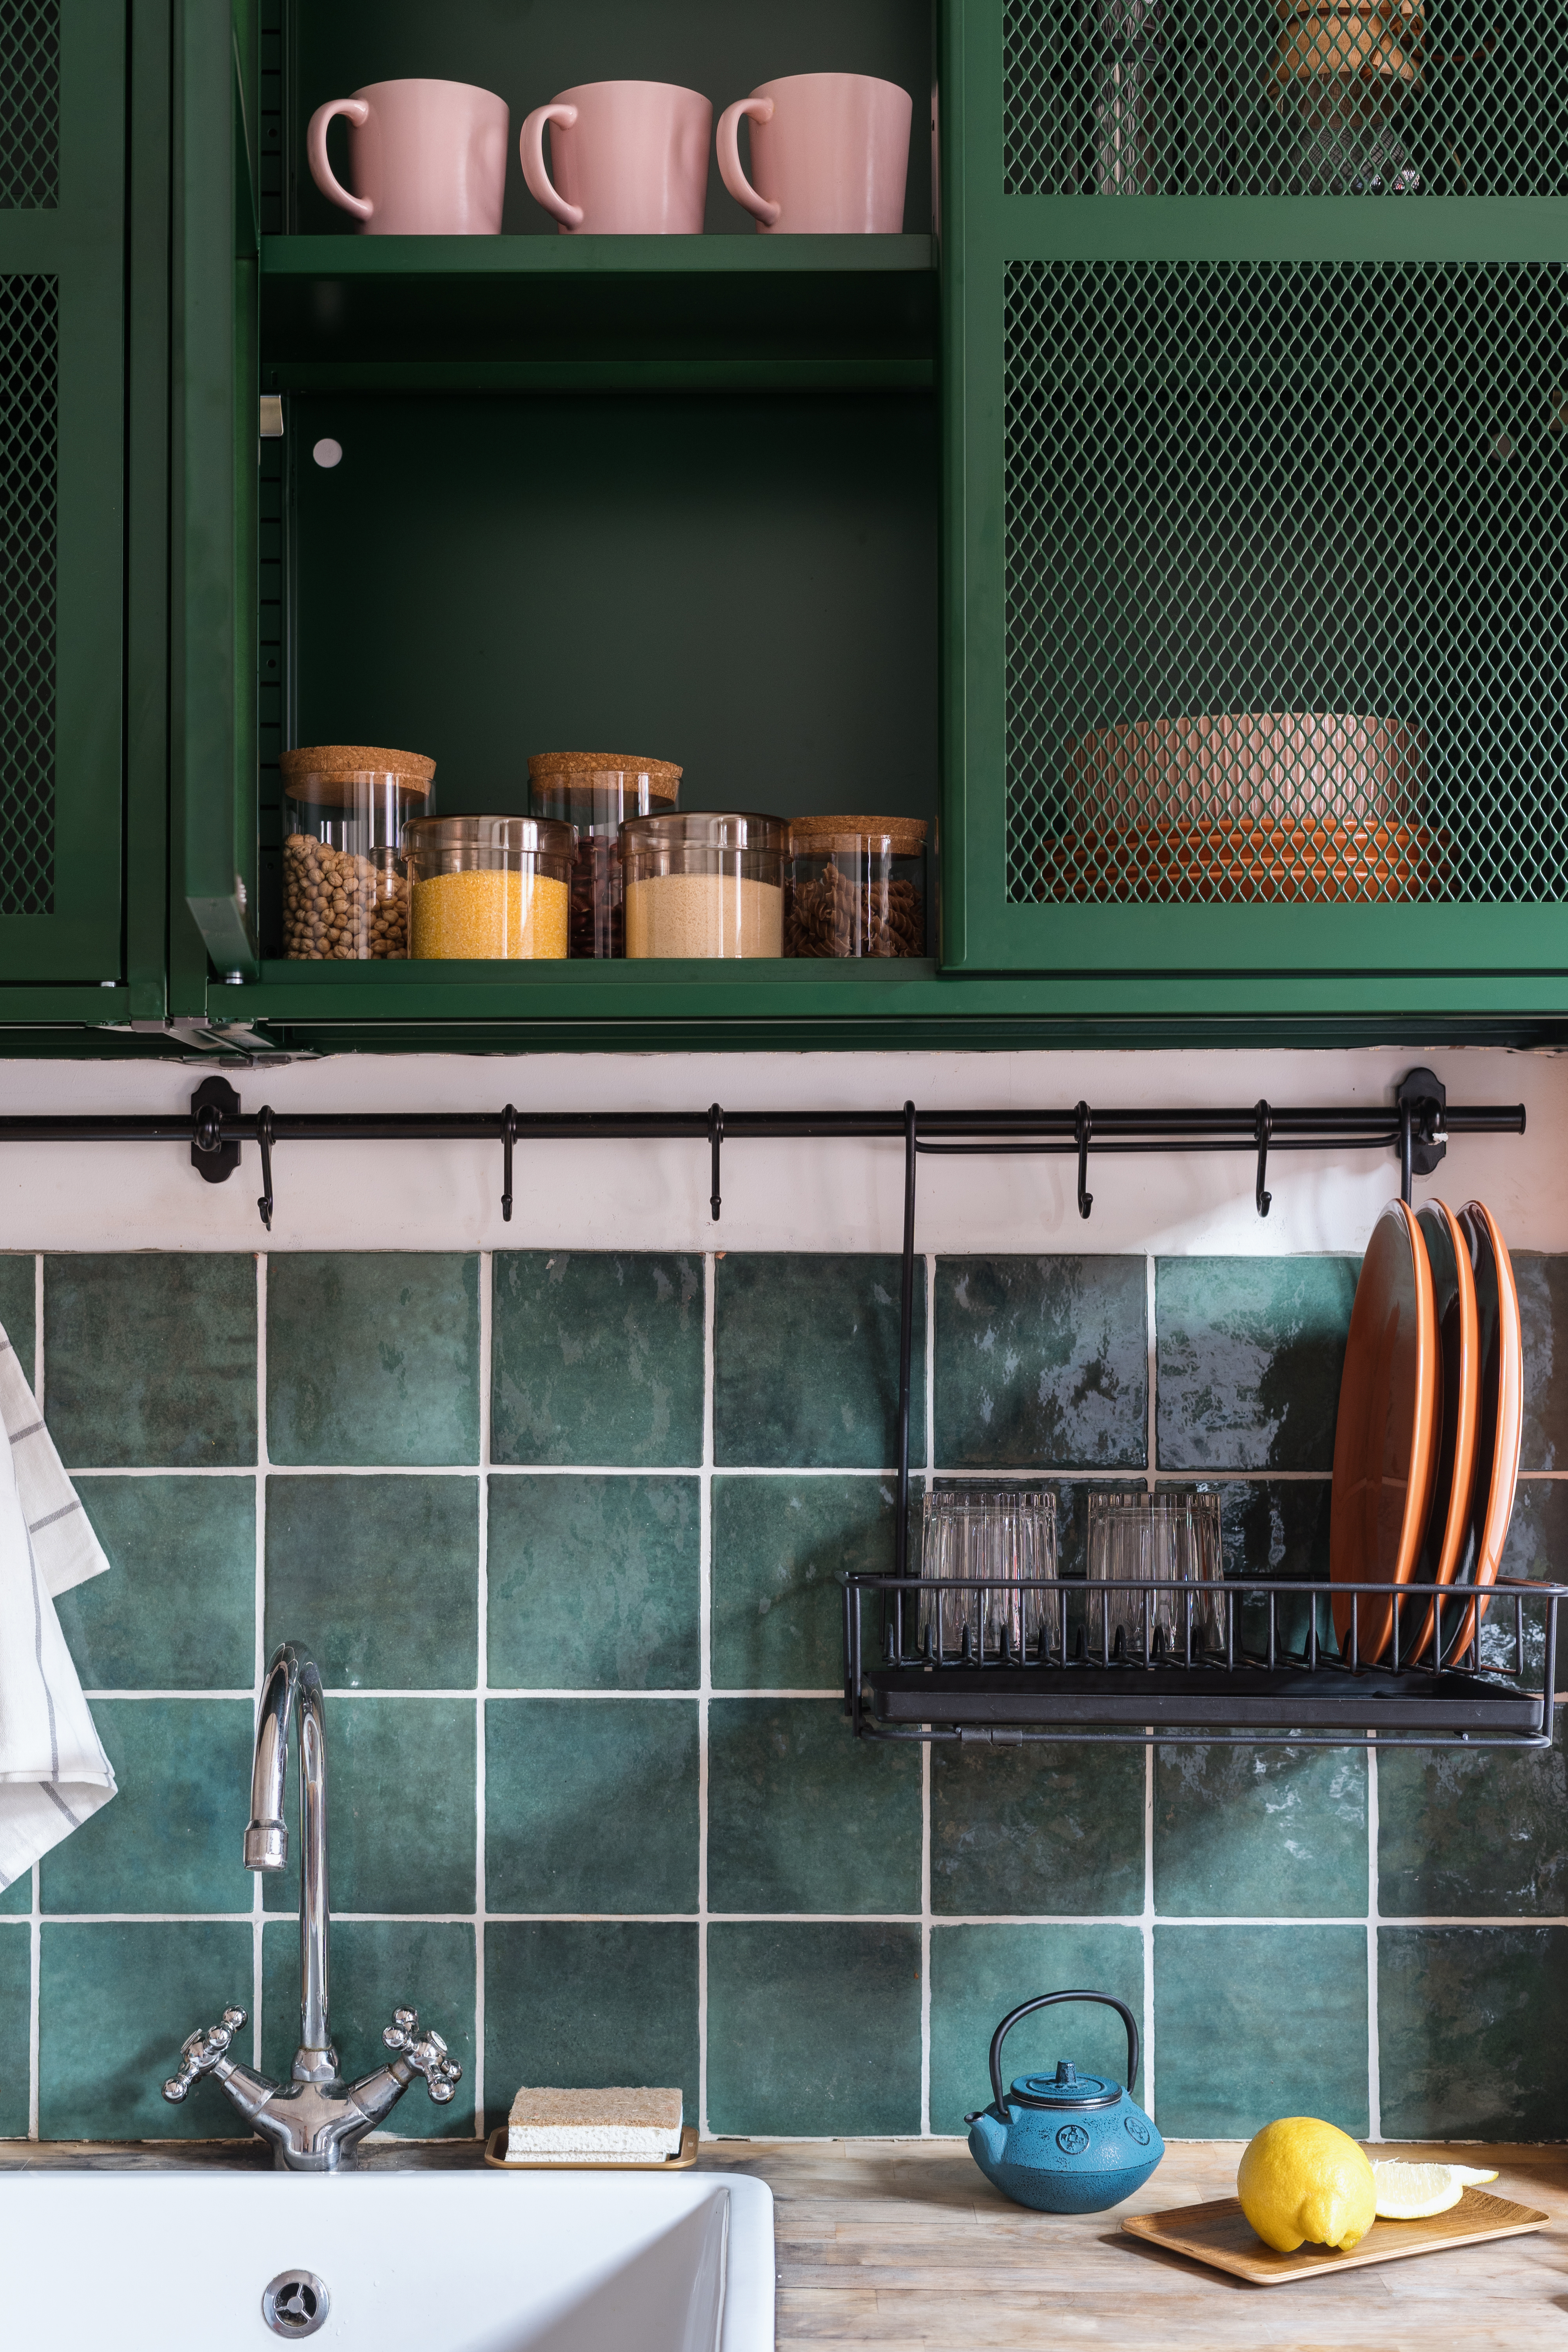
506,2086,683,2163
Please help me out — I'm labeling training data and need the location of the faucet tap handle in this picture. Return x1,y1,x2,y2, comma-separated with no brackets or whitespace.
162,2005,247,2103
383,2005,463,2103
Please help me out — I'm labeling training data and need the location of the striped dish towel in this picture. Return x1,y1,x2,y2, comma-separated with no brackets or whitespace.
0,1321,116,1889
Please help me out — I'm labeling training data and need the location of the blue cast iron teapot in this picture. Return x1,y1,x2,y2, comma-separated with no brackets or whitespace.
965,1990,1164,2214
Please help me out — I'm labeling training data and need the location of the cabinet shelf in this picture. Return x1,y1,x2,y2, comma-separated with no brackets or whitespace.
202,958,1568,1057
260,234,939,392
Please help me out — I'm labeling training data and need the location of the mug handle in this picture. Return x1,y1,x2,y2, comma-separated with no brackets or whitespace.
716,96,780,227
520,103,584,229
307,98,373,222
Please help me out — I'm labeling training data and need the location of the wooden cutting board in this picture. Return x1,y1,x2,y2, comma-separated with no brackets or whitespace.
1123,2185,1550,2284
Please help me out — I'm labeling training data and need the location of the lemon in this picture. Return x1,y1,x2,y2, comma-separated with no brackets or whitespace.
1372,2159,1497,2219
1237,2118,1378,2253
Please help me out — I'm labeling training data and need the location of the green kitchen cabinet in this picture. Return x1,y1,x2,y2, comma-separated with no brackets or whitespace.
10,0,1568,1050
0,0,138,1001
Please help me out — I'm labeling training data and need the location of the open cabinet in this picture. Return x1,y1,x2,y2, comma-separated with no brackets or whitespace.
178,0,954,1052
160,0,1568,1052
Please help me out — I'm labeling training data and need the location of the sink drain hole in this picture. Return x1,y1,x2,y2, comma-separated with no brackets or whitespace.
262,2270,330,2338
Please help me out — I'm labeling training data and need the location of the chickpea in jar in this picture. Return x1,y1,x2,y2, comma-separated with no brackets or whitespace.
278,744,434,962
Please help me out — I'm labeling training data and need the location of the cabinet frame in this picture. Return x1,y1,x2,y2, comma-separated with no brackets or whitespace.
939,0,1568,993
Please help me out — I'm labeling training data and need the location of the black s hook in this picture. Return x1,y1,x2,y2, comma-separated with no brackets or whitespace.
1254,1099,1273,1219
256,1107,275,1232
1074,1102,1093,1221
709,1103,724,1223
501,1103,517,1224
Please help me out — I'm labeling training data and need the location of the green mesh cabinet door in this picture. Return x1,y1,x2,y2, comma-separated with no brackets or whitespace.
174,0,259,981
0,0,125,981
941,0,1568,988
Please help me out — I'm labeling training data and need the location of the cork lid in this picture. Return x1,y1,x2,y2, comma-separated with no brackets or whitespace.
789,814,929,855
281,744,436,802
527,751,682,799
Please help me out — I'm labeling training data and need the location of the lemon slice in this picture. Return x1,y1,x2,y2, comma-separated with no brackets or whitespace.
1450,2165,1500,2185
1371,2160,1477,2219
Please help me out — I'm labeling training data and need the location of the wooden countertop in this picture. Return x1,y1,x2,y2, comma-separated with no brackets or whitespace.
8,2136,1566,2344
693,2139,1568,2350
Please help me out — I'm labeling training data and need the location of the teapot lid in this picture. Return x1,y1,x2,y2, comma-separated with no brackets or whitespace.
1007,2058,1121,2111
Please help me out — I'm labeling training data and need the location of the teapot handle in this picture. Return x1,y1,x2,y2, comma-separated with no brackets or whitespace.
989,1990,1140,2114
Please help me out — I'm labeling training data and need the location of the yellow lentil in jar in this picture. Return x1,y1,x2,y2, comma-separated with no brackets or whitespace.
410,867,569,960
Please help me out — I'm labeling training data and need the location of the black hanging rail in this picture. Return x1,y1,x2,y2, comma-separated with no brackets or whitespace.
0,1065,1521,1229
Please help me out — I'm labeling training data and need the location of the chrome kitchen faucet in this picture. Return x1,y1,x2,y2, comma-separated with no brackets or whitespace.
161,1640,460,2170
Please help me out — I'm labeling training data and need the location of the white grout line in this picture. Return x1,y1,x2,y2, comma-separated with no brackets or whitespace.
474,1248,492,2138
27,1867,39,2140
57,1459,1457,1483
78,1687,845,1702
920,1250,936,2136
919,1743,932,2136
9,1906,1566,1928
29,1254,41,2139
254,1251,268,2073
1146,1252,1158,1486
1142,1746,1156,2120
1143,1256,1158,2117
1367,1734,1382,2141
697,1250,715,2142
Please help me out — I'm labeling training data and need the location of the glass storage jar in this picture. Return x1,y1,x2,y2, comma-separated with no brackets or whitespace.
403,816,573,960
786,815,928,956
621,811,788,958
527,751,682,959
280,744,434,960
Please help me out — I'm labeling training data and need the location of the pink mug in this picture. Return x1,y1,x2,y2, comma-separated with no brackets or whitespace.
717,72,912,233
520,80,712,234
307,77,509,234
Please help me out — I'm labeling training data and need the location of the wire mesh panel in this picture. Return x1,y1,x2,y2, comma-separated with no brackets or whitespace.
1005,0,1568,195
1005,258,1568,905
0,0,59,209
0,274,57,916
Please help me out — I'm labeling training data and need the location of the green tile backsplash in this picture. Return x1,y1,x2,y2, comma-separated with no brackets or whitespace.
713,1252,925,1468
5,1245,1565,2145
488,1474,700,1690
1155,1256,1357,1471
267,1252,480,1466
928,1924,1146,2134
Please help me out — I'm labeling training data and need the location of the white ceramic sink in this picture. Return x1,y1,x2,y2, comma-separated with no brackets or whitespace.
0,2167,774,2350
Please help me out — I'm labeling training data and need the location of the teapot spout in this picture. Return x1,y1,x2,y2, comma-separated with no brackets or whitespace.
967,2105,1007,2170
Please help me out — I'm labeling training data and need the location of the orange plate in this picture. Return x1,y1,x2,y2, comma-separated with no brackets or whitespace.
1038,822,1445,904
1408,1200,1481,1660
1330,1199,1439,1663
1438,1203,1524,1662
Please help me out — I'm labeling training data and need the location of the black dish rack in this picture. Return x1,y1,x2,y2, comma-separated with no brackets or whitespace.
844,1072,1559,1750
843,1572,1566,1747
